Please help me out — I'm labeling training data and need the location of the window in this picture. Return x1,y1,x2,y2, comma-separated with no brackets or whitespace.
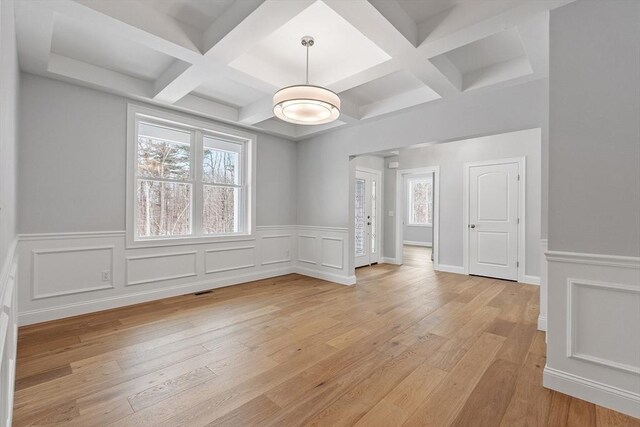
408,177,433,226
127,105,255,247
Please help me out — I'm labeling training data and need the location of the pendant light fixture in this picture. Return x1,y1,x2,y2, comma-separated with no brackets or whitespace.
273,36,341,125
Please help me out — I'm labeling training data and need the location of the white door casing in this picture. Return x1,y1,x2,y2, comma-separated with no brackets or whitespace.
464,158,524,281
355,169,381,267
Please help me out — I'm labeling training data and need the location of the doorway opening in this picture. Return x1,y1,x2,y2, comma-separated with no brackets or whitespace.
354,167,382,268
395,166,441,269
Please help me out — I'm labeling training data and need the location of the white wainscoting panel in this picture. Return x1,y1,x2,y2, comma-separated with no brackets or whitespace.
321,237,344,269
297,235,317,265
126,251,197,286
32,246,114,299
0,240,18,427
16,226,357,325
205,246,255,274
295,226,354,285
544,250,640,418
260,234,292,266
538,238,548,331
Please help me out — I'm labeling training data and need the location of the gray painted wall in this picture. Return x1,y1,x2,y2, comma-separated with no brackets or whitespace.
0,0,19,264
404,225,432,245
548,0,640,257
384,129,541,276
297,77,549,237
18,73,298,234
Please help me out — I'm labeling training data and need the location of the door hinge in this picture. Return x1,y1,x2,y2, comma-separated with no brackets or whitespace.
517,261,520,267
517,218,520,224
517,174,520,181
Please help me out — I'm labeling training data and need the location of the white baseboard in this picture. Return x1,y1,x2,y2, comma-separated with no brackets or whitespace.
537,315,547,332
381,257,400,265
435,264,465,274
294,266,355,286
543,366,640,419
521,275,541,286
402,241,432,247
19,266,295,325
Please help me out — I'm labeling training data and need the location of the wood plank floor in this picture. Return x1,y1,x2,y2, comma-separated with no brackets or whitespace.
14,246,640,426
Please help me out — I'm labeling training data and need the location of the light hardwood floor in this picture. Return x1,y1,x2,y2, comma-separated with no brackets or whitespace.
13,246,639,426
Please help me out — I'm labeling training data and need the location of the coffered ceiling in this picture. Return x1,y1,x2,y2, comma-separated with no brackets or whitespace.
15,0,573,140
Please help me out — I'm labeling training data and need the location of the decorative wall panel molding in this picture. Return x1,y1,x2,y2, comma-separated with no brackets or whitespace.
538,238,548,331
32,245,114,299
205,246,255,274
0,240,18,426
16,226,355,325
321,237,344,269
567,279,640,374
545,250,640,418
126,251,198,286
297,235,317,265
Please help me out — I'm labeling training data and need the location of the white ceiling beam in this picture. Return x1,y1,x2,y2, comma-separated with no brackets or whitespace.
418,0,575,58
328,60,400,94
65,0,202,63
47,53,153,98
322,0,459,98
368,0,419,47
153,0,314,104
359,86,441,120
173,95,239,123
238,96,273,125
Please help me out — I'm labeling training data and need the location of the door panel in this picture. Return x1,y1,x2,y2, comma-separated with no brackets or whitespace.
355,170,380,267
469,162,518,280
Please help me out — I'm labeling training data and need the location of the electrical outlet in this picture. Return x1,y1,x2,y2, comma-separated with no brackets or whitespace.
101,271,111,282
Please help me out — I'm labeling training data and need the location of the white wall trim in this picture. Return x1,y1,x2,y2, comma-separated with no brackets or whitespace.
435,264,465,274
296,225,349,233
538,238,548,331
31,246,115,299
18,231,126,241
0,239,18,426
545,249,640,418
403,241,432,247
295,266,356,286
16,226,355,325
463,156,526,283
522,275,540,286
567,278,640,375
543,366,640,419
125,251,198,286
380,257,399,265
18,266,295,326
547,251,640,269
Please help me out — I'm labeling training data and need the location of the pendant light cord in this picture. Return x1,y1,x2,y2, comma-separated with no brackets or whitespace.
305,43,309,84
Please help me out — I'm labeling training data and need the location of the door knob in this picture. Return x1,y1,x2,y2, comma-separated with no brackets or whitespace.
470,224,476,228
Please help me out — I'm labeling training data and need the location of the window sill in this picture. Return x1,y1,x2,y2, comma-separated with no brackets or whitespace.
126,233,255,249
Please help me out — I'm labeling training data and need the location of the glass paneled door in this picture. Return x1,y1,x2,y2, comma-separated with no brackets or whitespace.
355,169,381,267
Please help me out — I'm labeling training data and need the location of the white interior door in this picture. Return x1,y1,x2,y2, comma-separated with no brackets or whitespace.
468,162,519,280
355,170,380,267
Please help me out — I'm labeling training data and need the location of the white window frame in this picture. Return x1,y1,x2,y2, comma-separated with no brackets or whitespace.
126,104,256,248
407,176,433,227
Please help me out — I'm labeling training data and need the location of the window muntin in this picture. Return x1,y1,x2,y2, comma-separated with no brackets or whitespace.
130,107,252,244
408,177,433,226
